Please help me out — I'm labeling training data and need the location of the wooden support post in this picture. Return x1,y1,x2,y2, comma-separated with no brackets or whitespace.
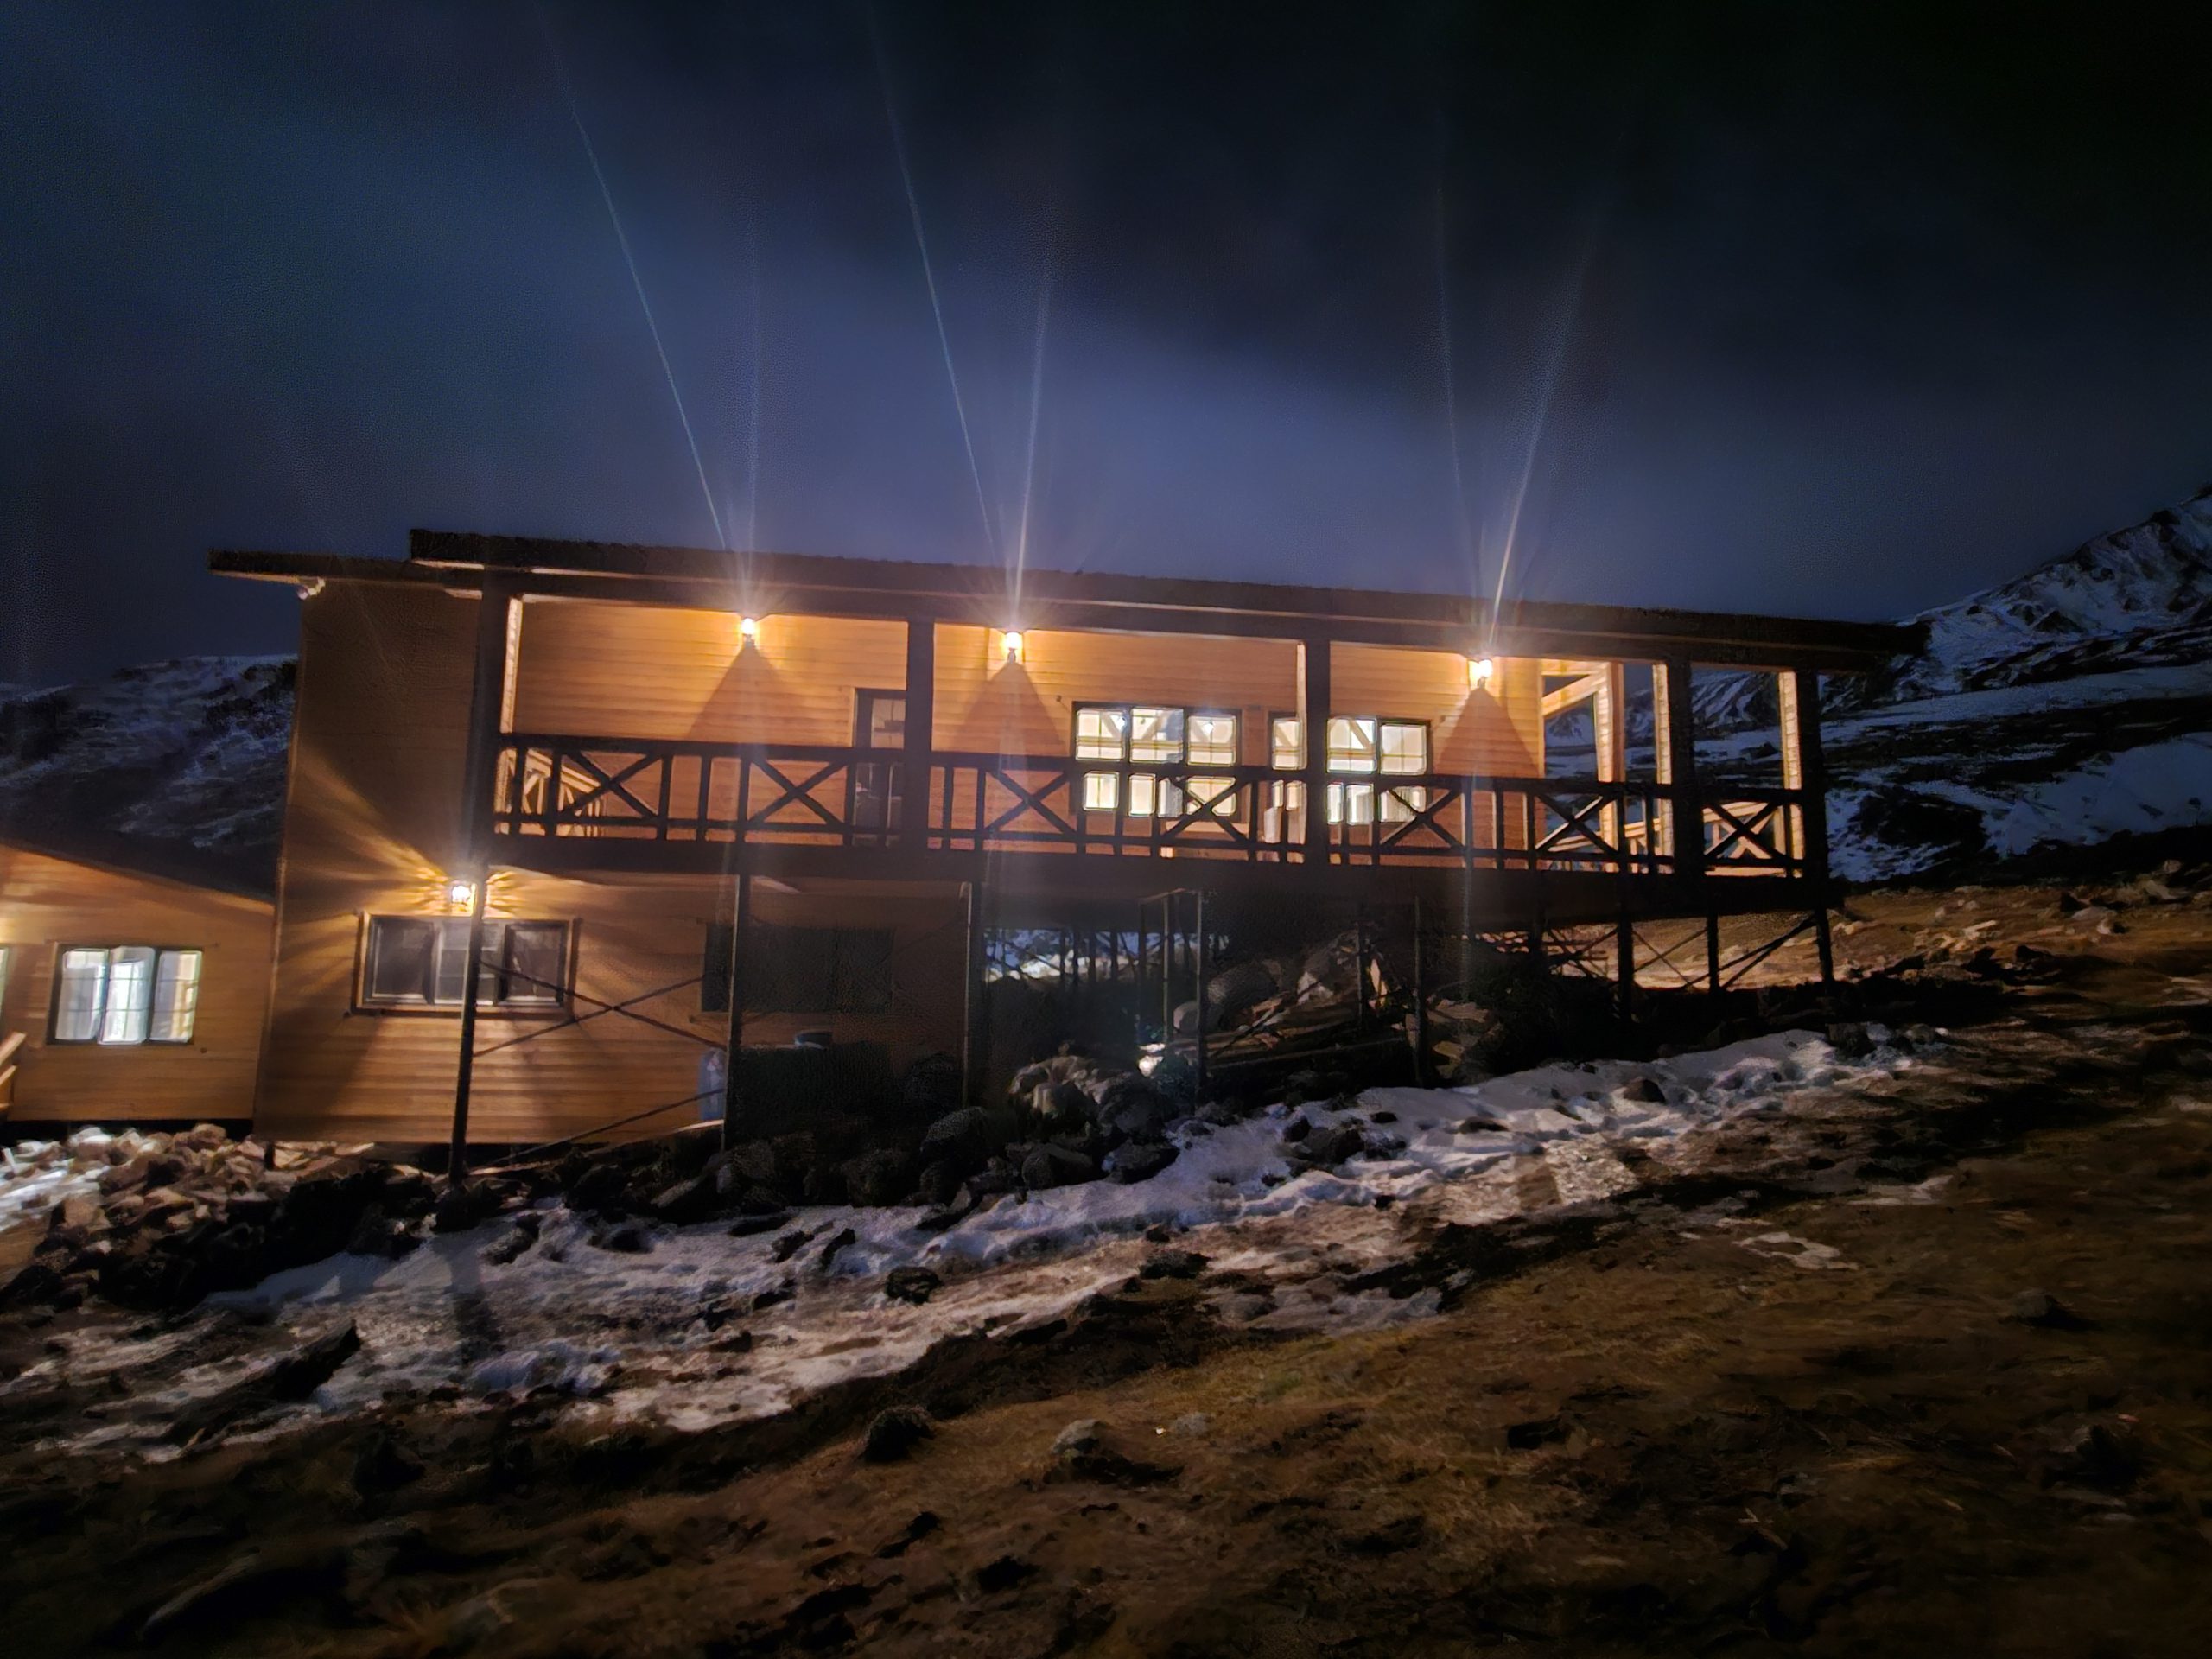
1782,667,1837,987
962,880,988,1104
1160,894,1177,1045
1706,910,1723,996
1411,897,1431,1085
1353,902,1370,1033
1653,657,1702,881
719,872,751,1149
448,575,518,1185
1299,635,1332,865
899,612,936,850
1615,909,1636,1024
1192,888,1210,1103
448,874,489,1182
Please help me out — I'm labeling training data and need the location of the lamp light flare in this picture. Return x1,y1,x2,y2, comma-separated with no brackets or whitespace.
1001,630,1025,664
447,879,477,912
737,614,760,648
1467,656,1495,691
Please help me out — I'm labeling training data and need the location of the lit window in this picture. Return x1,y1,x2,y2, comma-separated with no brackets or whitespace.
1071,705,1237,819
361,918,568,1009
1128,707,1183,763
1326,716,1376,773
1270,717,1302,771
50,947,202,1045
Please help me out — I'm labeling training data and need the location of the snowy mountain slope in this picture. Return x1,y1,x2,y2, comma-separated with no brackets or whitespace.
0,658,294,893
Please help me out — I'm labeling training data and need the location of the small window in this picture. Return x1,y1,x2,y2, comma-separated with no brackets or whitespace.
1270,717,1302,771
49,947,203,1045
360,917,568,1010
1071,705,1237,819
1326,715,1377,773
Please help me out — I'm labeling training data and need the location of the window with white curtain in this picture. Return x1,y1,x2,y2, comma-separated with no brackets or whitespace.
50,946,203,1045
1274,715,1430,824
1072,704,1240,818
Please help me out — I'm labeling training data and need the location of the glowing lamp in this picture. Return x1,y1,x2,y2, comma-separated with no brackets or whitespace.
1000,629,1025,665
737,614,760,649
1466,655,1495,691
446,879,476,912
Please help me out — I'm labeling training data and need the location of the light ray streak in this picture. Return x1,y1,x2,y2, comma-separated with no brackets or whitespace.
868,6,995,558
543,12,727,550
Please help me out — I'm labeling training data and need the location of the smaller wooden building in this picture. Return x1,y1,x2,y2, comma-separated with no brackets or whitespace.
0,831,274,1128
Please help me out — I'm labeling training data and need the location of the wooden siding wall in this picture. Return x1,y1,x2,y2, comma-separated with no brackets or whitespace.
512,601,909,745
1330,645,1542,775
0,846,271,1124
261,585,964,1144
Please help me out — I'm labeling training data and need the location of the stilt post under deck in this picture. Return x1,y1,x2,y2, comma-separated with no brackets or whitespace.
1615,908,1636,1024
719,872,751,1149
1411,896,1431,1085
1192,888,1210,1103
1353,903,1370,1033
1160,894,1176,1045
1706,911,1723,996
962,880,988,1104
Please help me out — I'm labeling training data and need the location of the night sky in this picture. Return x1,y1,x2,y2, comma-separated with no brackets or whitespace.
6,1,2211,683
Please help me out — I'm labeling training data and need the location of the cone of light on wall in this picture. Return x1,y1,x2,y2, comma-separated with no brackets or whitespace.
1466,655,1495,691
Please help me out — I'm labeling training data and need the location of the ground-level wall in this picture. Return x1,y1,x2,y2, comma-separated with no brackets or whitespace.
0,843,272,1125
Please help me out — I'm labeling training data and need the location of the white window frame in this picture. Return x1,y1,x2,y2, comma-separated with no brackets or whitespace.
49,945,203,1046
1274,715,1429,823
1073,703,1240,818
358,917,570,1012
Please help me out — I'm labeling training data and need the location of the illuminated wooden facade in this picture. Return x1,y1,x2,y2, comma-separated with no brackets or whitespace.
213,531,1911,1150
0,838,273,1125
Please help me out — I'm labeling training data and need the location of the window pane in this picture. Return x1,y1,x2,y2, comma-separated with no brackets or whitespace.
502,924,565,1006
1083,771,1119,811
1270,717,1301,771
149,950,202,1042
1379,721,1427,774
863,696,906,748
1074,707,1127,760
54,948,107,1041
1187,714,1238,766
431,918,475,1006
755,925,836,1012
365,918,437,1003
1128,773,1159,817
1380,785,1428,824
1129,707,1183,763
100,947,156,1045
1326,716,1376,772
1327,782,1375,825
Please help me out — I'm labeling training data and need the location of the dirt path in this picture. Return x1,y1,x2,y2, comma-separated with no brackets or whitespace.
3,881,2209,1656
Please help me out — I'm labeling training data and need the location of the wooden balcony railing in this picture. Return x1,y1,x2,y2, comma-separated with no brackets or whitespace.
488,737,1810,880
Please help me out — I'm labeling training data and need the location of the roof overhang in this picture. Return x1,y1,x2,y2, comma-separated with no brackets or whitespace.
209,531,1923,672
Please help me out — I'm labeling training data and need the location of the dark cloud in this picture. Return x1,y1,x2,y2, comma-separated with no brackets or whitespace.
5,0,2210,682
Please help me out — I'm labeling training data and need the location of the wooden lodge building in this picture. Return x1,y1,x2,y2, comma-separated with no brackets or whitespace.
180,530,1916,1157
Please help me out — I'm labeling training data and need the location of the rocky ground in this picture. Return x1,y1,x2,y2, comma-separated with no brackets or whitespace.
3,868,2209,1656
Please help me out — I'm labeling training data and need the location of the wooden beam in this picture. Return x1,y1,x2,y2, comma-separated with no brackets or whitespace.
720,873,750,1148
1300,637,1332,864
899,614,936,851
1538,673,1607,718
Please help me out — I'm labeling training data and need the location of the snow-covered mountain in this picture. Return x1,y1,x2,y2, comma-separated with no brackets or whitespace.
1773,484,2212,880
0,658,294,893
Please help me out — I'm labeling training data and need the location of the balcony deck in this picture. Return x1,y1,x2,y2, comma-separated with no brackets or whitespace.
486,734,1814,922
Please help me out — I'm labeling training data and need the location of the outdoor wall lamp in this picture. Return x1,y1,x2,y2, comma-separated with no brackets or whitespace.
1466,655,1495,691
999,629,1026,666
737,614,760,651
446,879,477,912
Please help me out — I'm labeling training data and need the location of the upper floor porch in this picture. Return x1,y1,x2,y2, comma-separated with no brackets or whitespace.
213,531,1919,917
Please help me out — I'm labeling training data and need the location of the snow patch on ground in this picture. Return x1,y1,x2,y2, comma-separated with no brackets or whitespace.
3,1033,1909,1452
